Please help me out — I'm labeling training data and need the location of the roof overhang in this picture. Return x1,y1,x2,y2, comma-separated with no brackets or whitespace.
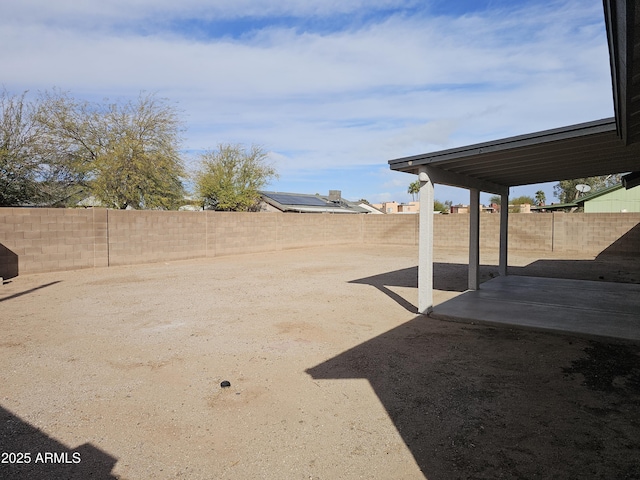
604,0,640,145
389,118,640,191
388,1,640,191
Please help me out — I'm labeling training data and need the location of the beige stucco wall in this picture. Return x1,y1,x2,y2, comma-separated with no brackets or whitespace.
1,209,639,278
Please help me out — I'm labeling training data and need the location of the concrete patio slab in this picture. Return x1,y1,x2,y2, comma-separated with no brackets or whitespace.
431,275,640,341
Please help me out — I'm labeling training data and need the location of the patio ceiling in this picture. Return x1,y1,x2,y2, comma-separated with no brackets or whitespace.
388,118,640,193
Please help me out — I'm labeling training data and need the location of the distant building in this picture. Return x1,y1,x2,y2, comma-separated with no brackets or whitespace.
398,202,420,214
370,201,420,214
450,204,469,214
371,201,399,214
450,203,501,214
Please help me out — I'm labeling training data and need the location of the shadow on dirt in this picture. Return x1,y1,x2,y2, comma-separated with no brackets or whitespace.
350,255,640,313
0,405,118,479
0,281,62,303
307,318,640,479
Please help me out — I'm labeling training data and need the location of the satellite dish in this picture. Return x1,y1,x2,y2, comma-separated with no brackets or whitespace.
576,184,591,193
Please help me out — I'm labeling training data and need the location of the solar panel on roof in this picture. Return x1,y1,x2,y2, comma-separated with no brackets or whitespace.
265,193,329,206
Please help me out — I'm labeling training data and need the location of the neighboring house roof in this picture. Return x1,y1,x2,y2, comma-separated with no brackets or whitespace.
575,184,624,204
531,183,640,212
579,183,640,212
530,202,577,212
259,191,369,214
531,185,624,211
358,203,385,214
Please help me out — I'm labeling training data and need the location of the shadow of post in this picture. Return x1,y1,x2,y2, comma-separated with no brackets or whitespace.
0,405,118,479
0,243,19,280
348,263,500,312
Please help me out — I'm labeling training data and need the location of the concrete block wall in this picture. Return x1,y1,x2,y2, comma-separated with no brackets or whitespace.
277,214,332,250
0,208,106,276
433,215,468,249
552,212,640,256
1,208,639,278
107,210,206,267
324,214,365,245
508,214,554,252
209,212,278,256
363,215,418,245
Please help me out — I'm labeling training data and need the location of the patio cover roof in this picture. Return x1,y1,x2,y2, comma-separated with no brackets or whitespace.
386,0,640,316
388,118,640,193
389,0,640,190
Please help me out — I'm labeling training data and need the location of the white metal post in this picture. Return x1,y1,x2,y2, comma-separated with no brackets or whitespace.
418,167,434,314
499,192,509,276
469,188,480,290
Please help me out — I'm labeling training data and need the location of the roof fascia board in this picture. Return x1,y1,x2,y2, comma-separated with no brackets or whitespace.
424,166,509,195
389,118,617,170
285,207,360,213
603,0,635,144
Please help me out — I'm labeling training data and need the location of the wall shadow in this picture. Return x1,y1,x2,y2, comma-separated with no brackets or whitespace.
0,281,62,303
509,258,640,284
597,222,640,258
307,318,640,479
0,243,19,280
0,405,118,479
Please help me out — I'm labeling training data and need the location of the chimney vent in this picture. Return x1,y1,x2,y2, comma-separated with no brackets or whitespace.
328,190,341,203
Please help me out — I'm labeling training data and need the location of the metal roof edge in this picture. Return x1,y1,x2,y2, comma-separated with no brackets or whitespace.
574,183,624,204
388,118,617,168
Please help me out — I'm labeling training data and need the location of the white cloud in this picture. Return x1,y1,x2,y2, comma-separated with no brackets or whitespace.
0,0,614,203
2,0,420,28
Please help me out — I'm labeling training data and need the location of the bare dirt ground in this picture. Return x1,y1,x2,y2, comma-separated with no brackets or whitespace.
1,245,639,480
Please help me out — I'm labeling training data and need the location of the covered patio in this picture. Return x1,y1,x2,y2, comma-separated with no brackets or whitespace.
388,0,640,335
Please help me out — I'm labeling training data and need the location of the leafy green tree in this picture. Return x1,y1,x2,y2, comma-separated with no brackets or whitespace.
535,190,546,206
434,199,448,213
38,91,186,209
408,180,420,201
0,89,87,207
553,176,621,204
195,144,278,211
510,195,534,205
508,195,534,213
1,90,41,206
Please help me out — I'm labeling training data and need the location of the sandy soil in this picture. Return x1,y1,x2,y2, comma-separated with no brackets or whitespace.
1,245,639,480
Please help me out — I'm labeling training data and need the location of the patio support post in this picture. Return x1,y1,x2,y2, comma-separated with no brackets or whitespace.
469,188,480,290
499,192,509,276
418,166,434,314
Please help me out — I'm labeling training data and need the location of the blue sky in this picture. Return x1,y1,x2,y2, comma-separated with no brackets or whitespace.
1,0,614,205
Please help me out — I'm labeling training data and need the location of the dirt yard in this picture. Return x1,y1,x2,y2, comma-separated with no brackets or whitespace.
1,245,639,480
